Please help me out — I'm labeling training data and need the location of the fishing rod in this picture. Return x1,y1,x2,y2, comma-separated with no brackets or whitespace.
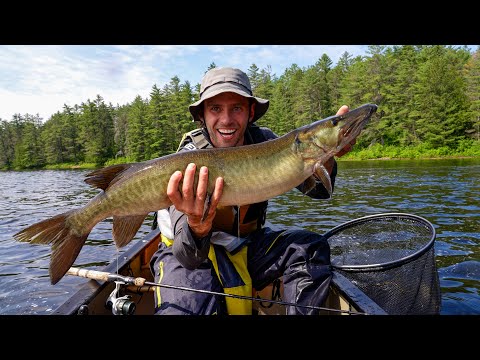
67,267,366,315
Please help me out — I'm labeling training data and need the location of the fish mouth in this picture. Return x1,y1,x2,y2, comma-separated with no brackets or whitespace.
342,115,367,138
337,104,377,150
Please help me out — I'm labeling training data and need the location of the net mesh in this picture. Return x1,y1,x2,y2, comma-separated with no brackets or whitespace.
325,213,441,315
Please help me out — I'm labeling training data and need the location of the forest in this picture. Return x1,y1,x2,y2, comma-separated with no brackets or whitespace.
1,45,479,170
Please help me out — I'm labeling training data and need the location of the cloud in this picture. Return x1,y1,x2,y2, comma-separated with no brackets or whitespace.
2,44,473,122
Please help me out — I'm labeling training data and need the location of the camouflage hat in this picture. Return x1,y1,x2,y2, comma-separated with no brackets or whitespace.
189,67,269,122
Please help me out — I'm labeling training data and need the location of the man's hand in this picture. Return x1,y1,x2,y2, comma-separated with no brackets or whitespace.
167,163,224,238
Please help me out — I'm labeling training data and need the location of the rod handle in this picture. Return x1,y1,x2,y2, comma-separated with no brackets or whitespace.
67,267,111,282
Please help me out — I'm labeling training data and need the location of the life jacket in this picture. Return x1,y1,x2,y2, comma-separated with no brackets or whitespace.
160,125,272,314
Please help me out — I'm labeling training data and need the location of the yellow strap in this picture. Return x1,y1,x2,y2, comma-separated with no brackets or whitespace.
156,261,164,308
208,245,252,315
161,233,173,247
161,232,252,314
176,132,189,153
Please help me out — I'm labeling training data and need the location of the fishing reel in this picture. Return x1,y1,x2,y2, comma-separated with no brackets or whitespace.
106,281,136,315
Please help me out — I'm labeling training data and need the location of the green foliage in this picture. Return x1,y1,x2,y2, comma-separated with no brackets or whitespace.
43,162,97,170
126,95,149,161
456,138,480,156
0,120,17,169
78,95,115,165
2,45,480,170
103,156,137,167
341,141,480,160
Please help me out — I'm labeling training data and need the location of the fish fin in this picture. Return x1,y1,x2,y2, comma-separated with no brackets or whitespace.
112,214,148,248
84,163,132,191
201,192,212,222
50,231,88,285
314,163,333,198
13,210,89,285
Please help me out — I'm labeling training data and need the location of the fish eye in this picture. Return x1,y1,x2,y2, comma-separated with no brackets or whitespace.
294,134,302,145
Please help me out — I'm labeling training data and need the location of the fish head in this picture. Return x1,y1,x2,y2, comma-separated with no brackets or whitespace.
329,103,378,152
296,103,377,160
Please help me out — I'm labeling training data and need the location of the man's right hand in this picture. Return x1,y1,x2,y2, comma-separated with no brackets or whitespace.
167,163,224,238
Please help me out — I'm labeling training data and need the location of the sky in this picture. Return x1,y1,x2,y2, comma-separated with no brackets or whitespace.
0,45,477,122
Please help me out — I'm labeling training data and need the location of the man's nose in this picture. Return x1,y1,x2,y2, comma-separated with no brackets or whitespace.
220,109,235,122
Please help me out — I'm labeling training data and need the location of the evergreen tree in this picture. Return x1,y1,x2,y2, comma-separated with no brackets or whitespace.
383,45,422,146
251,65,276,128
304,54,332,120
16,114,45,168
266,64,302,135
413,46,470,148
0,120,16,168
328,51,353,112
113,104,129,159
62,105,83,163
464,48,480,140
126,95,149,161
41,111,67,164
146,84,168,157
78,95,115,164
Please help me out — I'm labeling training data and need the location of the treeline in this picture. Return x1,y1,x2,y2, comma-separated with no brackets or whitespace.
1,45,479,170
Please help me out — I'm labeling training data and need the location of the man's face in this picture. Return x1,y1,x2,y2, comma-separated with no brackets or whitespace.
202,92,255,148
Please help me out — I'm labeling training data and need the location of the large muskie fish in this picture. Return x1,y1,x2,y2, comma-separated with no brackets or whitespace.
14,103,377,284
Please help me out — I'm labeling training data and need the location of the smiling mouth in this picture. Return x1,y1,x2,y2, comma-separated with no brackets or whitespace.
218,129,237,137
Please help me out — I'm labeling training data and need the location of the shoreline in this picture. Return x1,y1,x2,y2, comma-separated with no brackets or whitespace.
339,155,479,161
3,155,479,171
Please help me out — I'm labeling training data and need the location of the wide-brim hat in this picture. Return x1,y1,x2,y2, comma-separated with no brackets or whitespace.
189,67,269,123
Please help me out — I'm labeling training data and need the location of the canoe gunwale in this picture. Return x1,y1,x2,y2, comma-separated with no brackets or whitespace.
330,272,387,315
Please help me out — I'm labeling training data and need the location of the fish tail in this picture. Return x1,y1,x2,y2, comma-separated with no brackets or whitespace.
14,210,89,285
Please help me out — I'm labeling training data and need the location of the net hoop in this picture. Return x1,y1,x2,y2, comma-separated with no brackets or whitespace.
324,213,436,272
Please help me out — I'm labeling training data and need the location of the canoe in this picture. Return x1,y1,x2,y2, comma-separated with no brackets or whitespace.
52,227,387,315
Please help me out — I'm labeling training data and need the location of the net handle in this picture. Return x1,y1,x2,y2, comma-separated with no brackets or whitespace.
324,212,436,272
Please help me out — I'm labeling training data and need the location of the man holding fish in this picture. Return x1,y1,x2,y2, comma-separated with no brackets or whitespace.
151,67,357,315
15,67,375,313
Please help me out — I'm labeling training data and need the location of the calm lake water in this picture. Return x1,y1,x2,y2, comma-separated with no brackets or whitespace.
0,158,479,315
